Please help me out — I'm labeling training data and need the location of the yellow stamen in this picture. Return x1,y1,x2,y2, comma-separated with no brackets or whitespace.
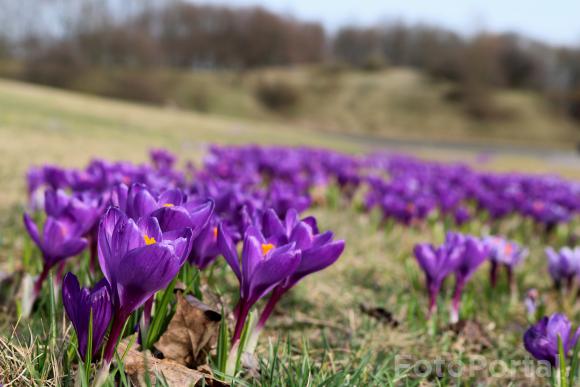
212,227,218,240
144,235,157,245
163,203,174,207
261,243,274,255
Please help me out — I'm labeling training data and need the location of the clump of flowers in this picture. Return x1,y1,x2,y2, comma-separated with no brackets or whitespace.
545,246,580,290
415,232,489,323
524,312,580,385
485,236,527,293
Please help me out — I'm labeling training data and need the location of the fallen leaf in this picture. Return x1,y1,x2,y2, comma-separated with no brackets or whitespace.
359,303,399,327
448,320,493,351
117,336,225,386
155,292,221,368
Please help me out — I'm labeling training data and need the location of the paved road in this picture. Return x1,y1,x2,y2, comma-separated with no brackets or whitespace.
332,132,580,169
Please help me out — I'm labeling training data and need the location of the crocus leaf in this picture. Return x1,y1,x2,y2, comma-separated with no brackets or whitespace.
558,334,568,387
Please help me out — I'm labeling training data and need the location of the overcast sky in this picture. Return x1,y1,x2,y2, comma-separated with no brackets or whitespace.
196,0,580,46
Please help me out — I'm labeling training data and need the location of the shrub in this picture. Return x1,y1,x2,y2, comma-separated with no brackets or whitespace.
254,79,301,112
106,71,167,104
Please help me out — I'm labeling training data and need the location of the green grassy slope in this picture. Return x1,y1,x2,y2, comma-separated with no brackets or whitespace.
26,65,580,149
78,66,580,148
1,77,579,217
0,78,358,215
0,76,579,386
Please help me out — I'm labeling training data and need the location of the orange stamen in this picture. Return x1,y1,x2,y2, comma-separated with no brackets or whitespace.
144,235,156,245
261,243,274,255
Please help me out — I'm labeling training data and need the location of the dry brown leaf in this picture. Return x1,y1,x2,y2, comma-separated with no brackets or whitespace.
155,292,221,368
448,320,493,351
117,336,225,387
359,303,399,327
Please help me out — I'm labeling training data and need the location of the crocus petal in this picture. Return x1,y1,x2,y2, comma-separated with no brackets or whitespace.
115,244,184,314
127,184,157,219
151,206,193,232
23,213,42,248
98,207,141,287
58,238,88,260
62,273,112,360
62,273,87,357
283,208,300,234
44,189,69,217
547,314,572,351
310,231,334,248
289,222,313,250
301,216,319,234
241,234,263,296
414,243,437,279
217,224,241,281
158,189,184,207
137,216,163,244
247,250,301,305
110,184,128,211
287,240,345,288
185,199,214,238
89,279,113,354
262,209,285,239
43,217,67,251
168,229,194,263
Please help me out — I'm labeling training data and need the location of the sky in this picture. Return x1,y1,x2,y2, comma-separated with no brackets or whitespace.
197,0,580,46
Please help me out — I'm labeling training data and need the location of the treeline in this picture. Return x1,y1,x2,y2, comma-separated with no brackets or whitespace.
0,0,579,121
334,25,580,120
0,1,324,84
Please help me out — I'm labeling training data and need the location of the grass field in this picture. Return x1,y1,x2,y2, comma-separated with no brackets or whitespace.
1,77,578,218
1,78,579,385
8,64,580,149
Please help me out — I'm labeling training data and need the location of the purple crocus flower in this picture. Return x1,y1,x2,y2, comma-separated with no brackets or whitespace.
217,224,301,347
254,209,344,331
485,236,528,290
62,273,112,362
48,189,107,272
98,207,193,363
453,206,471,226
42,165,71,190
414,242,463,318
447,233,489,323
545,247,580,289
524,288,539,321
188,218,222,270
23,214,88,296
124,184,184,221
150,148,177,171
524,313,580,367
151,198,214,236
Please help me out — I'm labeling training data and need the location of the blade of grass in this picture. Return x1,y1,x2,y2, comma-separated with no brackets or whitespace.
558,335,568,387
216,305,229,375
144,277,177,349
85,309,94,382
569,339,580,385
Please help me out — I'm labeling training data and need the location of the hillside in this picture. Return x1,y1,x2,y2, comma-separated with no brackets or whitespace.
0,78,356,215
1,76,579,219
44,66,580,149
